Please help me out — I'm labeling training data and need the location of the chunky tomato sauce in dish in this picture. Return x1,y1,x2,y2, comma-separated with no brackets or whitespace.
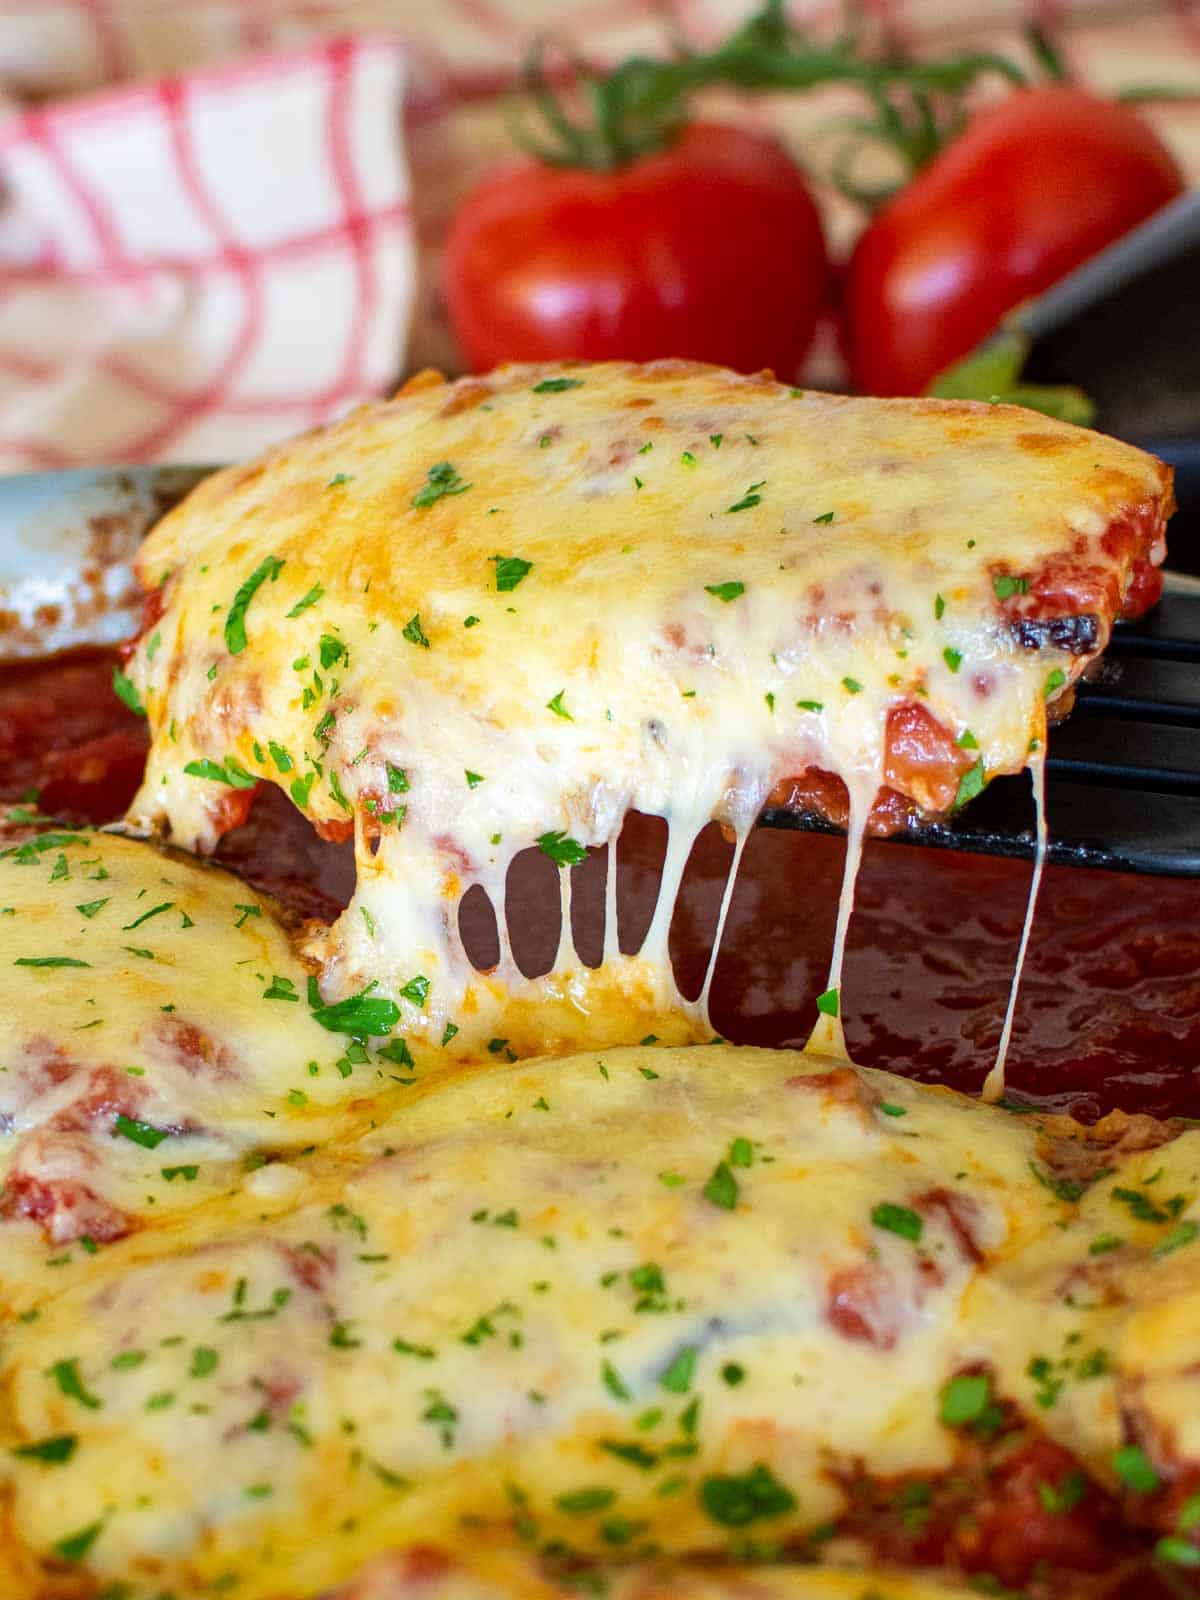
0,363,1197,1600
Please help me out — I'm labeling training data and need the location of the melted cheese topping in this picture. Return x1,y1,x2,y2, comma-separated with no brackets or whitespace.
121,362,1171,1059
3,1042,1198,1597
0,828,449,1297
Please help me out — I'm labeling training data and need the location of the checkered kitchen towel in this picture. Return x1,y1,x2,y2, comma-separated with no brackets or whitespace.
0,32,413,470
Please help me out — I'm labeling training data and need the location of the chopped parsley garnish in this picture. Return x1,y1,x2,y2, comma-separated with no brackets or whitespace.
14,955,90,968
402,613,431,649
993,574,1030,599
546,689,573,721
943,646,963,673
122,901,172,931
412,460,471,508
318,634,347,669
189,1346,219,1378
872,1201,923,1242
263,975,299,1002
54,1521,103,1563
1045,668,1067,699
602,1360,631,1402
815,986,839,1018
537,830,588,867
939,1372,998,1431
162,1165,199,1182
491,555,532,592
1113,1444,1160,1495
954,760,985,809
726,482,764,514
327,472,352,488
114,1114,167,1149
797,699,823,712
531,377,583,393
287,584,325,618
75,898,108,920
399,974,431,1006
465,770,484,788
556,1487,616,1515
47,1358,101,1410
11,1433,77,1463
112,667,145,717
310,987,401,1036
659,1346,697,1394
183,757,257,789
842,676,863,694
1153,1219,1198,1258
1038,1470,1087,1514
705,581,745,603
386,763,410,793
702,1161,738,1210
700,1464,796,1526
934,593,946,619
812,510,835,524
268,741,294,772
224,554,284,654
957,729,979,750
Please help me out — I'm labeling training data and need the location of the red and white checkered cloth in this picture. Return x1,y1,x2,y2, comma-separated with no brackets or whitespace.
0,31,413,470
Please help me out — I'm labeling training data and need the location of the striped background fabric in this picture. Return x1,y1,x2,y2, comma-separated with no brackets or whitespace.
0,0,1194,468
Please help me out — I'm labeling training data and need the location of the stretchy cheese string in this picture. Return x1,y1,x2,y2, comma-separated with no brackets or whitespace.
697,821,751,1028
982,755,1048,1103
806,774,874,1060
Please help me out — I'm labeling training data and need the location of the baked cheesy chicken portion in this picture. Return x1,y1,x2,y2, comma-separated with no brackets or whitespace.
119,361,1171,1060
1,361,1192,1599
3,1036,1200,1597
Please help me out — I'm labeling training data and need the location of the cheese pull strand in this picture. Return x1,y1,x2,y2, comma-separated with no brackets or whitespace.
982,755,1048,1103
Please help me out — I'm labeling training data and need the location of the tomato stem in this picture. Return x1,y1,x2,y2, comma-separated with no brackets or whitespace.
512,0,1027,177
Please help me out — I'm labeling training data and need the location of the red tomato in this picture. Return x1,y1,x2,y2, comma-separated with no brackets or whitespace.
444,122,826,377
843,87,1185,396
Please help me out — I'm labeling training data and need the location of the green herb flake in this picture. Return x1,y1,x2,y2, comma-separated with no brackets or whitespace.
812,510,835,524
993,574,1030,599
700,1464,796,1527
546,689,573,721
815,987,839,1018
114,1113,167,1150
872,1201,923,1243
54,1520,103,1564
1113,1444,1161,1495
112,667,145,717
402,613,431,649
842,677,862,694
556,1487,616,1515
1045,668,1068,699
224,555,284,654
537,830,588,867
705,581,744,603
12,1433,77,1464
287,585,325,621
1153,1219,1199,1258
491,555,532,592
943,647,963,673
532,377,584,393
413,461,471,509
934,594,946,619
47,1358,101,1410
702,1161,738,1211
954,760,986,809
189,1346,219,1378
939,1373,993,1428
659,1346,697,1394
15,955,91,969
